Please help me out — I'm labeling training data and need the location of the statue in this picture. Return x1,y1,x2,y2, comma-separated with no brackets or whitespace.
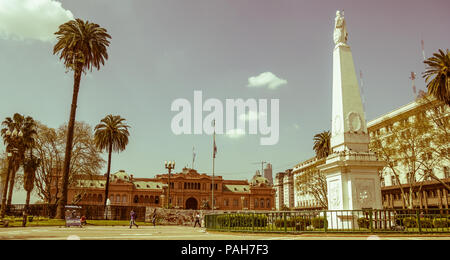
333,10,348,47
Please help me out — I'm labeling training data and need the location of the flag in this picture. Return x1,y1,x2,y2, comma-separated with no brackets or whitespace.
421,39,426,61
192,146,196,164
213,120,217,159
410,72,417,95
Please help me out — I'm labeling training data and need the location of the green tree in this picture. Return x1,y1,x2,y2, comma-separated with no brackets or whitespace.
0,113,37,218
22,155,40,226
94,115,130,208
53,19,111,219
313,131,331,159
423,49,450,106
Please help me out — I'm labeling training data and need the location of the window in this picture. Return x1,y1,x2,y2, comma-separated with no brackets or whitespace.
122,195,127,203
233,199,238,207
444,167,449,179
254,199,258,208
266,199,270,208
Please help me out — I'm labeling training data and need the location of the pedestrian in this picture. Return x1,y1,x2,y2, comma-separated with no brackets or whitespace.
152,208,157,227
193,211,201,228
129,209,139,228
80,215,87,226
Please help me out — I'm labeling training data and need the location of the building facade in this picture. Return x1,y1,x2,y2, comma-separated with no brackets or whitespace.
274,169,294,210
55,168,275,211
367,97,450,210
284,97,450,211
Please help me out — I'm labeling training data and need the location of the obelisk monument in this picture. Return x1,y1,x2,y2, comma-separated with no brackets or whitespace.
318,11,385,229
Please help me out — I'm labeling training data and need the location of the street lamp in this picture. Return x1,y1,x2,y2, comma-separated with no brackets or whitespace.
164,161,175,209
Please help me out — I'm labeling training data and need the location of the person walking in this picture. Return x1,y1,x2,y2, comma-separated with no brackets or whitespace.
129,209,139,229
151,208,157,227
193,211,201,228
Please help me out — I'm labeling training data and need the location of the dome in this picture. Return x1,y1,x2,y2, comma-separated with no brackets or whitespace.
111,170,131,182
250,172,269,186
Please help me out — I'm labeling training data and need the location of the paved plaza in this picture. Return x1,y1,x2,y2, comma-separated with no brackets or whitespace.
0,225,449,240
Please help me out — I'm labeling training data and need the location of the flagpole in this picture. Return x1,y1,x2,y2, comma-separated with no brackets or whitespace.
212,120,215,213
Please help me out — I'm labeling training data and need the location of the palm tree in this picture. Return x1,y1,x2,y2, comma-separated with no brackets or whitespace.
53,19,111,219
313,131,331,159
94,115,130,208
423,49,450,106
0,113,37,218
22,155,40,226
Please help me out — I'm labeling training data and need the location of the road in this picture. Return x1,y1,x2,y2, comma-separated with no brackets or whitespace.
0,225,449,240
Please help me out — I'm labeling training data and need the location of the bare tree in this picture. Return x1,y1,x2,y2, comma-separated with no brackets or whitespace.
295,161,328,209
33,121,105,210
370,101,449,209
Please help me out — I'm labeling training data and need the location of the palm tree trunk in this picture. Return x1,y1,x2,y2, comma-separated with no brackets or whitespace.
0,159,12,218
56,68,82,219
22,191,31,227
6,162,19,210
104,142,113,209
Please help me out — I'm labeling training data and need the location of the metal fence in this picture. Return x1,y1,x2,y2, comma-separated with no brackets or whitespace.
205,209,450,234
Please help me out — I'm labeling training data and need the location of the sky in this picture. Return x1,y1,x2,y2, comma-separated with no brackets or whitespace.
0,0,449,202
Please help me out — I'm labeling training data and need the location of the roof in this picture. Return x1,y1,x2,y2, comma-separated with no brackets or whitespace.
223,184,250,193
133,181,165,190
76,180,106,189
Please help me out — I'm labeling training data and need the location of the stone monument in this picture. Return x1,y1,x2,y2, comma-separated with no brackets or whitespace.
318,11,385,229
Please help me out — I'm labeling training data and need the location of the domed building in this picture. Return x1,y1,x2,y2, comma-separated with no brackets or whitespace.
63,168,275,211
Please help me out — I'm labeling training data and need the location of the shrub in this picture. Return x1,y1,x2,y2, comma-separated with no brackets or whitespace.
419,218,433,228
357,217,370,229
432,218,449,228
402,217,417,228
216,214,268,228
311,217,326,229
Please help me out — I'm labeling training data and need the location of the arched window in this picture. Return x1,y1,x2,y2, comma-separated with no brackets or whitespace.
260,199,265,208
155,196,159,204
254,199,258,208
150,196,155,204
122,195,127,204
144,196,149,203
98,194,103,203
133,195,139,204
266,199,270,208
139,195,144,203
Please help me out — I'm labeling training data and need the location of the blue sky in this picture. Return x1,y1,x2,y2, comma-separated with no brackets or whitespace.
1,0,449,202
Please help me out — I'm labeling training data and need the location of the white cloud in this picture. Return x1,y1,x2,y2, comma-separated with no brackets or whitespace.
0,0,74,42
226,128,246,138
247,72,287,90
239,111,266,122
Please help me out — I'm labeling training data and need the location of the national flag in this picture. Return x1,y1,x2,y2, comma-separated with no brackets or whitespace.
410,72,417,96
192,146,196,164
421,39,426,61
213,120,217,159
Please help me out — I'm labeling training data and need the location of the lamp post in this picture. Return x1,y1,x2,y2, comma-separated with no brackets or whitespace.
1,128,22,219
164,161,175,209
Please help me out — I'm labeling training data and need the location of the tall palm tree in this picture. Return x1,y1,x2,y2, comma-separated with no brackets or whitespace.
94,115,130,208
423,49,450,106
0,113,37,218
313,131,331,159
53,19,111,219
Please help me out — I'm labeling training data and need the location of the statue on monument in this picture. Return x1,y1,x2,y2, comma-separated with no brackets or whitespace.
333,10,348,47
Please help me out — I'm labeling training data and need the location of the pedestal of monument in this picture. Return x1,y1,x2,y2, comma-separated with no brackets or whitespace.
318,11,386,230
319,151,385,229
